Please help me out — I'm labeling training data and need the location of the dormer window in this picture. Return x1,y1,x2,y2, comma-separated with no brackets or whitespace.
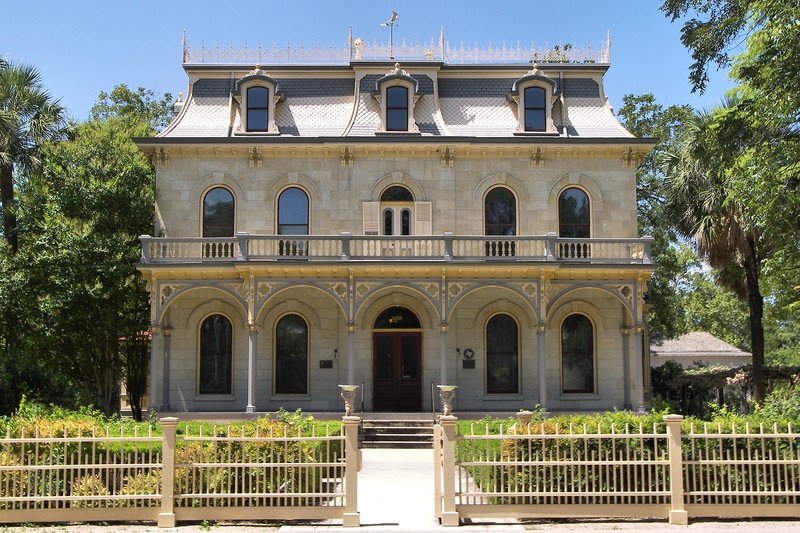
234,65,283,135
373,63,420,134
510,65,559,135
524,87,546,132
386,86,409,131
246,86,269,132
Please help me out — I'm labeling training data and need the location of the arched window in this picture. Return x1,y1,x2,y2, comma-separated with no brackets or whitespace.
380,186,414,236
561,314,594,394
386,86,409,131
373,306,421,329
558,187,590,238
524,87,546,132
486,314,519,394
202,187,235,237
484,187,516,236
246,86,269,132
277,187,309,235
275,314,308,395
199,314,233,395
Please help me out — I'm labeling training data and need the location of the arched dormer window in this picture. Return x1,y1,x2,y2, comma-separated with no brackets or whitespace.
386,86,409,131
373,63,420,134
234,65,283,134
524,87,546,132
510,66,558,135
246,86,269,132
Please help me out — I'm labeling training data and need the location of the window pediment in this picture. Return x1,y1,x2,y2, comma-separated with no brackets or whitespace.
509,66,560,135
232,66,284,135
371,63,421,134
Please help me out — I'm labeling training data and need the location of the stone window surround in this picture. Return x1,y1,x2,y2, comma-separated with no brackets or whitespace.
233,71,284,135
372,68,421,134
509,73,560,136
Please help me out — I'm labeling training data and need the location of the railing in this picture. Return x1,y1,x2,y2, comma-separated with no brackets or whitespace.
436,413,800,526
140,233,653,265
182,35,610,65
0,417,361,528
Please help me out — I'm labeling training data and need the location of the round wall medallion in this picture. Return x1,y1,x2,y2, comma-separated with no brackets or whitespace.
463,348,474,359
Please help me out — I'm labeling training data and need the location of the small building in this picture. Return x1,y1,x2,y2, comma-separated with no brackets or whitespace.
135,34,655,414
650,332,751,369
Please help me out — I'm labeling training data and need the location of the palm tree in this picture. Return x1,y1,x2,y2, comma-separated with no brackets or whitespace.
0,59,66,253
662,101,767,404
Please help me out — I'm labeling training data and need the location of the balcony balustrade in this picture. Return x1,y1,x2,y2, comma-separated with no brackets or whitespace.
140,233,653,266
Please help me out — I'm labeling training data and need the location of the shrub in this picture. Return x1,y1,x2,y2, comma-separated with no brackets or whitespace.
70,474,110,508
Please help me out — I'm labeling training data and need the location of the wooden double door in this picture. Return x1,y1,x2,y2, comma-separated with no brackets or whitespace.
372,332,422,411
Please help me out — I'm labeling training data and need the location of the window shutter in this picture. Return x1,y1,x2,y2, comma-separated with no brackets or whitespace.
414,202,432,235
362,201,380,235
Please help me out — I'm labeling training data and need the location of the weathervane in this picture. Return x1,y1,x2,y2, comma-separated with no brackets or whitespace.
381,11,399,59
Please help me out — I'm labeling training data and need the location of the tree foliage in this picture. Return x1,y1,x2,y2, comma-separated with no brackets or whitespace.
0,83,172,418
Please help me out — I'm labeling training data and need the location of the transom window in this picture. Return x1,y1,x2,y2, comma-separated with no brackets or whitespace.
524,87,546,132
246,86,269,132
484,187,517,236
561,314,594,394
202,187,235,237
275,314,308,395
386,86,409,131
199,314,233,395
374,307,421,329
277,187,309,235
558,187,590,238
486,314,519,394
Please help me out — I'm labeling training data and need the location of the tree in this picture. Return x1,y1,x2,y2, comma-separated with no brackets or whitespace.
0,59,67,253
662,101,769,403
616,94,694,340
90,85,174,134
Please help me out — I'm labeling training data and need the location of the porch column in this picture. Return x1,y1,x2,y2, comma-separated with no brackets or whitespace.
537,324,547,408
621,326,632,410
148,325,160,418
439,324,448,385
246,324,258,413
161,327,172,411
347,322,356,385
634,325,645,412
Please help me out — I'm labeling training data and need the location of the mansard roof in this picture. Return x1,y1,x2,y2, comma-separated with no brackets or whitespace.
159,61,634,141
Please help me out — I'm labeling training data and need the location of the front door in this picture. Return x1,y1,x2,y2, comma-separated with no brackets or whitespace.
373,332,422,411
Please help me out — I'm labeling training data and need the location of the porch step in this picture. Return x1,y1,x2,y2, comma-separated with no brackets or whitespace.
360,419,434,449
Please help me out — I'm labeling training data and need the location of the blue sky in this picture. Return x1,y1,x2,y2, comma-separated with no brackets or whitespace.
3,1,735,122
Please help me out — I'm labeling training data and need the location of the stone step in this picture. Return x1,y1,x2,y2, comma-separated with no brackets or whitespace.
360,419,435,449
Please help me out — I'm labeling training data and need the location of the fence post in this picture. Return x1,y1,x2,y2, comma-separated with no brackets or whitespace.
433,423,442,520
440,415,459,526
342,415,361,527
158,417,178,528
664,414,688,525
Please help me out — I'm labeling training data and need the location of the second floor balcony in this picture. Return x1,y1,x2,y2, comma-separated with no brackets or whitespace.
139,233,653,266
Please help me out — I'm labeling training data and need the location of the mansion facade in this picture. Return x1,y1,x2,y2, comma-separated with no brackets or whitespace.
136,37,655,414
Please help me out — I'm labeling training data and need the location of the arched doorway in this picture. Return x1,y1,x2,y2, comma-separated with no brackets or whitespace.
373,306,422,411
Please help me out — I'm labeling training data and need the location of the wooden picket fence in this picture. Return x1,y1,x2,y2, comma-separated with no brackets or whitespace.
0,416,361,527
435,414,800,525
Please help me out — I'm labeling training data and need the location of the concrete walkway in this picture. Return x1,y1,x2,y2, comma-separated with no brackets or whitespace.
279,448,522,532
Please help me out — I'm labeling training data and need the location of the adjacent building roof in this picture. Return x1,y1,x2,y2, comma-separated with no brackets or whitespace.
650,332,752,368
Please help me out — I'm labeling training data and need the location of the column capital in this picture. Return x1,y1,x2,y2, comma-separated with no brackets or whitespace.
536,322,546,334
150,325,162,335
346,322,356,333
162,326,173,337
248,323,259,333
620,326,633,336
439,323,448,333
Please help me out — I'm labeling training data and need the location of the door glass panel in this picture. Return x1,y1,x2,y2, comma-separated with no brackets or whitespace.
376,335,394,379
400,335,419,379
